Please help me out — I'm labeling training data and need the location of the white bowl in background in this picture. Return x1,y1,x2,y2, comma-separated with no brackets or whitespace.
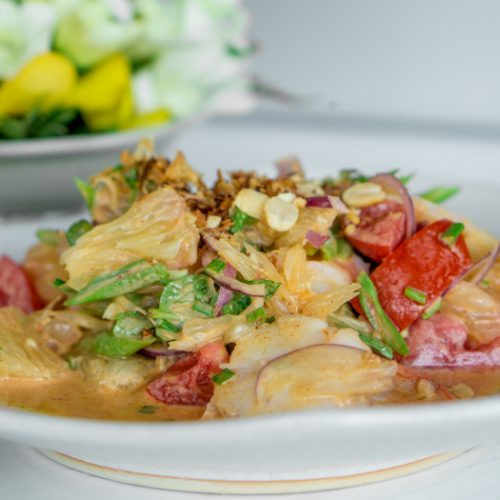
0,116,203,214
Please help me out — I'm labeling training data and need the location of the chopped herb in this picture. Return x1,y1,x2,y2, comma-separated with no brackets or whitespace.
358,272,409,356
320,237,337,261
226,42,257,58
420,186,460,204
305,243,319,257
422,298,442,320
440,222,465,246
66,260,170,306
339,169,368,184
229,206,258,234
36,229,60,247
222,292,252,315
246,307,266,324
358,333,394,359
113,311,152,339
138,405,158,414
404,286,427,305
66,219,93,246
336,238,353,259
91,331,155,358
399,173,414,186
74,178,95,210
265,315,276,324
205,258,226,274
212,368,235,385
124,167,139,202
327,313,371,334
192,300,214,317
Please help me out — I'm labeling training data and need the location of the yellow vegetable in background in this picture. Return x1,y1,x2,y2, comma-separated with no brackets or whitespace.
124,108,172,130
0,52,77,116
71,53,133,132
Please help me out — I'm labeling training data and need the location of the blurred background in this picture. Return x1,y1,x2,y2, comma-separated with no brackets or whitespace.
1,0,499,216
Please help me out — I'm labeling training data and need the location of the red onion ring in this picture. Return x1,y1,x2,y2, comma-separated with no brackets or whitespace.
371,173,416,239
206,270,266,297
305,230,329,249
214,286,233,316
141,345,189,358
467,243,500,285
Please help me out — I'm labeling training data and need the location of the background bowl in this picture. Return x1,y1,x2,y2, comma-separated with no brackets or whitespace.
0,116,203,214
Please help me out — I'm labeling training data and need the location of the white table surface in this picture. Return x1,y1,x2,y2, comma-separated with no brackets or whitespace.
1,112,499,498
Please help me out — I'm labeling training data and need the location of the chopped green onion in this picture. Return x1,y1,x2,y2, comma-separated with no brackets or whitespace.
91,332,155,358
36,229,60,247
205,258,226,274
66,260,169,306
420,186,460,204
358,272,409,356
226,42,257,58
399,174,414,186
138,405,157,414
339,169,368,184
404,286,428,305
304,244,318,257
74,177,95,210
113,311,152,339
222,293,252,315
265,315,276,324
192,300,214,317
124,168,139,202
66,219,93,246
320,237,337,261
440,222,465,246
212,368,235,385
53,278,66,287
229,206,258,234
327,313,371,334
336,237,353,259
422,298,442,320
246,307,266,324
358,333,394,359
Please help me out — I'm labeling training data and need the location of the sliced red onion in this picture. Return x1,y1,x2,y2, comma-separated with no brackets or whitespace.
224,262,237,278
371,173,416,239
141,345,189,358
306,195,348,213
305,230,329,249
467,243,500,285
274,155,303,178
206,270,265,297
215,286,233,316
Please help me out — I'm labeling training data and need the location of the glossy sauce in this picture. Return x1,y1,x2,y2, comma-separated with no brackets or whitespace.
0,373,203,421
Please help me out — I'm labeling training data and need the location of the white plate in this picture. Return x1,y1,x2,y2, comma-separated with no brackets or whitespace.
0,113,499,494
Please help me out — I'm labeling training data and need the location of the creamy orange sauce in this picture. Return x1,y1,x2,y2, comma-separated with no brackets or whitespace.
0,373,203,421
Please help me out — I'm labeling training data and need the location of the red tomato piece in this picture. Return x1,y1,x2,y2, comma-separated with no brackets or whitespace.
368,220,471,331
0,255,43,313
147,341,229,406
346,200,406,262
403,313,500,367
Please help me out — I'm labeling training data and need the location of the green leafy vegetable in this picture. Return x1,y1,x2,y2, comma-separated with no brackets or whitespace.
113,311,152,339
204,258,226,274
358,272,409,356
404,286,427,305
74,178,95,210
212,368,235,385
0,108,78,139
66,219,93,246
91,332,155,358
422,298,442,320
66,260,170,306
241,279,280,300
36,229,60,247
221,292,252,315
358,333,394,359
420,186,460,204
246,307,266,324
229,206,258,234
440,222,465,246
192,300,215,317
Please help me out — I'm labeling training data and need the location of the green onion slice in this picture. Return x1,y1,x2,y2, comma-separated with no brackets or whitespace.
246,307,266,324
441,222,465,246
358,333,394,360
229,206,258,234
422,298,442,320
404,286,427,305
212,368,235,385
358,272,409,356
420,186,460,204
66,219,93,246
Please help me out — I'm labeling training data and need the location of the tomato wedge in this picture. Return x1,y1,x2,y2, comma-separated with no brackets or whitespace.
346,200,406,262
147,341,229,406
368,220,471,331
0,255,43,313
